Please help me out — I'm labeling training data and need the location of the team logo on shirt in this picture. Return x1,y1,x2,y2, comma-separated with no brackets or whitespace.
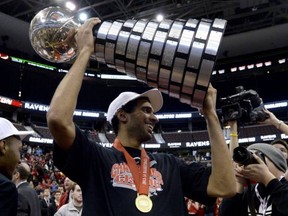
111,160,163,196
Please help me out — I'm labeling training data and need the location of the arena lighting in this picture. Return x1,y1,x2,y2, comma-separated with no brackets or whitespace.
167,142,182,148
58,69,69,73
238,137,256,143
247,64,254,69
156,14,164,22
10,56,56,70
144,144,161,149
58,68,95,77
238,65,245,71
24,102,49,112
28,137,53,144
79,12,88,21
260,134,277,141
186,141,210,148
85,73,95,77
215,55,288,75
97,74,137,80
23,101,103,118
255,62,263,68
218,69,225,74
264,61,272,66
264,101,288,109
175,113,192,118
156,112,192,119
100,143,113,148
0,96,22,107
0,52,9,60
65,1,76,11
8,56,54,69
73,110,100,117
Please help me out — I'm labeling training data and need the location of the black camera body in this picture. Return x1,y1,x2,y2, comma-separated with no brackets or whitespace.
233,146,265,166
220,86,269,124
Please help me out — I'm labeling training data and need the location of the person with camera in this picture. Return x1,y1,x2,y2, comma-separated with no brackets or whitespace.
219,143,288,216
261,108,288,180
261,108,288,135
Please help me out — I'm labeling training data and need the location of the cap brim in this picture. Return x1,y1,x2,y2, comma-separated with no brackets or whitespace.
15,131,35,140
139,88,163,112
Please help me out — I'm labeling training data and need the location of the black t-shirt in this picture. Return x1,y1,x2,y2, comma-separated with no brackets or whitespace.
53,126,215,216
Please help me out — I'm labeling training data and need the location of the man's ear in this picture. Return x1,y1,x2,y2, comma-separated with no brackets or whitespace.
116,110,128,123
13,170,19,179
0,140,7,156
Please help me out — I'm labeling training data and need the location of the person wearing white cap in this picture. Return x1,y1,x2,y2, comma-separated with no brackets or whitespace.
0,117,34,216
47,18,236,216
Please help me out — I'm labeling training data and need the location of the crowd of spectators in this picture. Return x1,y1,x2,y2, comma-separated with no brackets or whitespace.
20,144,66,199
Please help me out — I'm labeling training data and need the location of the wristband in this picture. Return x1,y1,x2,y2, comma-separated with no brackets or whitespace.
230,133,238,137
277,120,284,129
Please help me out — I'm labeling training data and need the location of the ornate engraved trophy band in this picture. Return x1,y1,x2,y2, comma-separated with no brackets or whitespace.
94,18,227,108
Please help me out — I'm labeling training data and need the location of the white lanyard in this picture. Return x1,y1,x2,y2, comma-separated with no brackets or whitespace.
254,184,270,216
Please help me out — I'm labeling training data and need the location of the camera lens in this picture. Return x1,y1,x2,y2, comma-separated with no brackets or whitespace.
233,146,255,166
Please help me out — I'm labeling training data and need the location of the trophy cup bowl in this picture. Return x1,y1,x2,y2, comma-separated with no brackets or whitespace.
29,7,81,63
29,6,227,108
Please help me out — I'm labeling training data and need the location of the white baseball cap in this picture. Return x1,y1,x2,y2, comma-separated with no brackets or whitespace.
0,117,35,140
107,88,163,124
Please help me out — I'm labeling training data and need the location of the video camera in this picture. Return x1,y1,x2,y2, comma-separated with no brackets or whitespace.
219,86,269,124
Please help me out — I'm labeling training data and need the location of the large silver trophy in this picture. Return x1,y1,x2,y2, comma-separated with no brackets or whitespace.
29,7,227,108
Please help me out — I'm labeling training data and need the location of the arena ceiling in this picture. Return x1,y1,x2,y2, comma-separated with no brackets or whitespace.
0,0,288,127
1,0,288,35
1,0,288,56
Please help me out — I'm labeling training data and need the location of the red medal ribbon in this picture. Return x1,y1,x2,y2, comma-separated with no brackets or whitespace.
113,138,150,195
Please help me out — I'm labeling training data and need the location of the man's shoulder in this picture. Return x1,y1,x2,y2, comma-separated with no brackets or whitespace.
0,172,11,182
0,173,16,190
57,202,69,213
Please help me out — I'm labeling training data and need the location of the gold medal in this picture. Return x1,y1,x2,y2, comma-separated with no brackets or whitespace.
135,194,153,213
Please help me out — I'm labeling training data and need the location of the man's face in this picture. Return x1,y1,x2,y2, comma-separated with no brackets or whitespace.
0,136,22,179
126,99,158,143
64,177,73,190
44,188,50,197
58,186,64,194
72,185,82,203
273,143,288,159
54,191,61,201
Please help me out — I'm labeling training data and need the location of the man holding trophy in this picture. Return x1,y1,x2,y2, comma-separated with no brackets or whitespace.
46,16,236,215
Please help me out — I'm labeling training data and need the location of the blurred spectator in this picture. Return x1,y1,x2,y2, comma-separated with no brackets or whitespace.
12,162,41,216
50,180,59,193
58,177,75,209
185,197,201,215
54,183,83,216
48,189,62,216
39,188,51,216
